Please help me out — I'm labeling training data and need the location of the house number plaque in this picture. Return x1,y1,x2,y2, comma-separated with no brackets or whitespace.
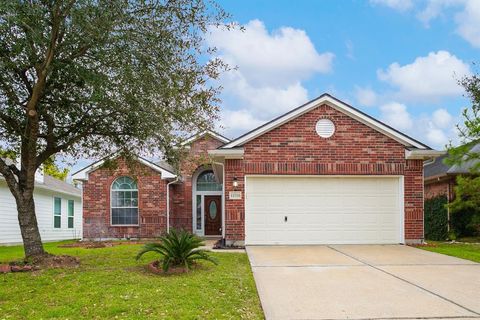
229,191,242,200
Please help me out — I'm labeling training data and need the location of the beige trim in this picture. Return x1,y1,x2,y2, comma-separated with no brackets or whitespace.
405,149,445,160
208,148,244,159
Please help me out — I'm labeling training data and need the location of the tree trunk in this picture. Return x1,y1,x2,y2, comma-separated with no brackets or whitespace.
16,193,46,258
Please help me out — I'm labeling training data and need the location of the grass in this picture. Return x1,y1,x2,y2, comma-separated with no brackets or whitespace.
0,241,263,319
420,241,480,263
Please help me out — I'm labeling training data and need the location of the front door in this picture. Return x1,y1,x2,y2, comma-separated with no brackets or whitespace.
204,195,221,235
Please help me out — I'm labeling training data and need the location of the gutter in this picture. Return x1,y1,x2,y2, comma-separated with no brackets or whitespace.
212,160,226,243
405,149,445,160
166,178,179,233
208,148,244,159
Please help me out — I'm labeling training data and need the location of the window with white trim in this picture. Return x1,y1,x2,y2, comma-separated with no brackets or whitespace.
111,176,139,225
68,200,74,229
54,197,62,228
196,171,222,191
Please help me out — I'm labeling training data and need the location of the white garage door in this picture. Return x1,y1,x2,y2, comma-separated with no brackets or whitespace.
245,176,403,245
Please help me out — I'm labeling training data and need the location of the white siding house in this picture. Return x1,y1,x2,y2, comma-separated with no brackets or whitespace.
0,169,82,245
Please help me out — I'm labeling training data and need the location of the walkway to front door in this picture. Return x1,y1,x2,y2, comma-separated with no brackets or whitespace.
247,245,480,320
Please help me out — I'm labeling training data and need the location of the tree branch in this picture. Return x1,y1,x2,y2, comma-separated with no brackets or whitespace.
0,157,21,199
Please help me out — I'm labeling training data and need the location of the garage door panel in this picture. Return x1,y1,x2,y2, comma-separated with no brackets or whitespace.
245,176,402,245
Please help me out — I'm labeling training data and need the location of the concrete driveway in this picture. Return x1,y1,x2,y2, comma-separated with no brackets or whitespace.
247,245,480,320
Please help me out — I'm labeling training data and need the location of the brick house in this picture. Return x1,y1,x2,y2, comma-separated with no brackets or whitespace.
73,93,442,245
424,142,479,202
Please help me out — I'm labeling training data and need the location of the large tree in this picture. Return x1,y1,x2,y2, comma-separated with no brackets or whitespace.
0,0,229,258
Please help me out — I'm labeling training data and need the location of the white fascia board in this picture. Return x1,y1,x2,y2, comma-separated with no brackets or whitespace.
181,130,230,146
405,149,445,160
221,95,428,150
136,157,176,179
72,154,176,181
208,148,244,159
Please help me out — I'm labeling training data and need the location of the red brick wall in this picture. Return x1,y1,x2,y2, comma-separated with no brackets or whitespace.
170,135,225,232
83,134,226,239
404,160,424,241
224,104,425,243
425,177,455,201
224,159,245,241
82,158,167,239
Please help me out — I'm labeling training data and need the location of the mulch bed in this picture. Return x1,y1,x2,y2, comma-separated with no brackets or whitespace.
0,254,80,274
58,240,146,249
146,260,189,275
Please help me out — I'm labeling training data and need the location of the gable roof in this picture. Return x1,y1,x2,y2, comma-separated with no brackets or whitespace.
220,93,430,150
424,143,480,179
181,130,230,146
71,153,176,181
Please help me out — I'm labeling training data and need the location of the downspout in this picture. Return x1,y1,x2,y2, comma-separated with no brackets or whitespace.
166,178,179,233
212,160,226,244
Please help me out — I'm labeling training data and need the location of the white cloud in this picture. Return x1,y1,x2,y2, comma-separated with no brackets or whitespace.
377,51,470,102
223,71,309,117
207,19,334,87
455,0,480,48
426,127,449,146
207,19,334,136
355,86,378,107
370,0,414,12
218,109,265,134
373,0,480,47
379,101,457,148
416,0,455,26
398,0,480,48
380,102,413,131
432,108,453,127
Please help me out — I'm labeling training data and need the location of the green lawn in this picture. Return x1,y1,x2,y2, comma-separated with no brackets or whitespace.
0,241,263,319
420,241,480,263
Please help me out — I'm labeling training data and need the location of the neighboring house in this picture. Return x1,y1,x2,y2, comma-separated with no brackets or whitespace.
424,142,480,202
73,93,442,245
0,162,82,245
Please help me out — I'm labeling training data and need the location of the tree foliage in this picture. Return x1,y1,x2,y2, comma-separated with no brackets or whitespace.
447,67,480,172
43,156,68,181
424,195,448,241
449,176,480,237
0,0,231,258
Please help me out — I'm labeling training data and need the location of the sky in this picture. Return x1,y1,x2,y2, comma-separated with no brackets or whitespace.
208,0,478,149
70,0,479,173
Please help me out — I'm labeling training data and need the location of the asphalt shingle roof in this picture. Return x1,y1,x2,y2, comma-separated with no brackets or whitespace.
424,143,480,178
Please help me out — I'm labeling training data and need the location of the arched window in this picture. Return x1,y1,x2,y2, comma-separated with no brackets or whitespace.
196,170,222,191
111,176,138,225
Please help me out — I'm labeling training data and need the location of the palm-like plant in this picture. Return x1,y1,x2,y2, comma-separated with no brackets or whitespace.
136,229,218,272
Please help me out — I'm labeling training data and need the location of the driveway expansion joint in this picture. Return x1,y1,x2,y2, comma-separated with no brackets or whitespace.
327,246,480,317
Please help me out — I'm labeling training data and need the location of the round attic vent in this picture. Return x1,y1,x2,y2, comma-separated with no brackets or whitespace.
315,119,335,138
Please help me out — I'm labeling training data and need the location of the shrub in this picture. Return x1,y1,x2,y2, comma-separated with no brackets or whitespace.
424,195,448,241
449,176,480,238
136,229,217,272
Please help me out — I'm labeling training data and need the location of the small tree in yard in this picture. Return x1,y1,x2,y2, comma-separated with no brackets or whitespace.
0,0,230,259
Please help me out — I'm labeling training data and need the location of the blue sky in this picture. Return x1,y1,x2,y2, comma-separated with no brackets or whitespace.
70,0,479,173
208,0,479,150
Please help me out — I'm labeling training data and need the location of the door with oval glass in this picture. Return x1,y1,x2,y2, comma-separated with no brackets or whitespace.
204,195,221,235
